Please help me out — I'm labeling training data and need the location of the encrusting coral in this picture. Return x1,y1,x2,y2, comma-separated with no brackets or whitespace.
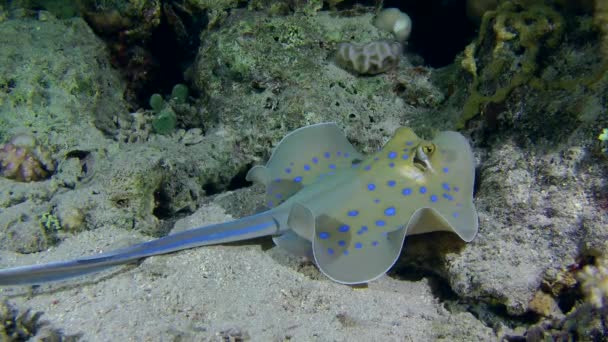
458,1,565,128
335,8,411,75
335,40,402,75
0,134,56,182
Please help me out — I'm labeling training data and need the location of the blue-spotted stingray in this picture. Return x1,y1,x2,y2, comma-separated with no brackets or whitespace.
0,123,477,286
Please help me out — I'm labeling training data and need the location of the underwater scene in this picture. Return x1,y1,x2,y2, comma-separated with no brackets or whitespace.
0,0,607,340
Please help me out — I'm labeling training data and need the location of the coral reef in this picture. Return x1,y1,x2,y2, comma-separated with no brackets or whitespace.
0,1,607,340
0,134,56,182
0,13,128,138
578,251,608,309
335,40,402,75
458,0,565,128
504,250,608,340
190,8,444,153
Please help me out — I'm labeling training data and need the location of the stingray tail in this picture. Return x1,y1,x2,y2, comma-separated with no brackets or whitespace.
0,211,280,286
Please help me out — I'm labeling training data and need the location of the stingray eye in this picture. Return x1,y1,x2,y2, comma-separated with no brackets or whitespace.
422,143,435,155
413,143,436,172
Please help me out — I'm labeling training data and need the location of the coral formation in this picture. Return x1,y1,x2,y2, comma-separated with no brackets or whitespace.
335,40,402,75
459,1,565,128
528,290,562,318
0,134,56,182
0,13,129,138
578,252,608,309
373,8,412,42
505,251,608,340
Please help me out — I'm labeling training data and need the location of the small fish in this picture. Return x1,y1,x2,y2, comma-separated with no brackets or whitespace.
0,123,478,286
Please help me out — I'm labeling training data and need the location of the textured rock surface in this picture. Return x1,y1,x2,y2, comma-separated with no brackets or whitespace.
190,9,449,153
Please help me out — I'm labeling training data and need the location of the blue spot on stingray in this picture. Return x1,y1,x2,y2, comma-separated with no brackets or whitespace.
327,248,334,255
364,165,371,171
406,141,414,146
373,199,380,204
275,194,282,199
304,164,311,171
372,241,379,246
430,195,438,202
343,250,349,256
443,193,454,201
357,226,368,235
344,152,350,157
443,167,449,173
419,186,427,194
312,157,319,164
324,152,331,158
329,164,336,169
367,183,376,191
339,225,350,232
347,210,359,217
293,176,303,183
442,182,450,191
384,207,396,216
274,178,281,183
336,151,342,156
374,157,379,161
375,220,386,227
285,168,291,174
453,212,460,218
267,201,274,207
354,242,363,249
453,186,460,192
402,188,412,196
388,151,397,159
338,240,346,247
387,180,396,187
319,232,330,239
389,162,395,168
402,154,409,160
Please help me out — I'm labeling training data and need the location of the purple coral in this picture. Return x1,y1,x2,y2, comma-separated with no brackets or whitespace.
0,134,56,182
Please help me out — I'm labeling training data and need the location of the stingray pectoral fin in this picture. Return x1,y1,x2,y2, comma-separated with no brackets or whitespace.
272,231,312,259
252,123,364,209
407,206,478,242
246,165,270,186
311,215,408,284
287,202,315,241
413,130,478,242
